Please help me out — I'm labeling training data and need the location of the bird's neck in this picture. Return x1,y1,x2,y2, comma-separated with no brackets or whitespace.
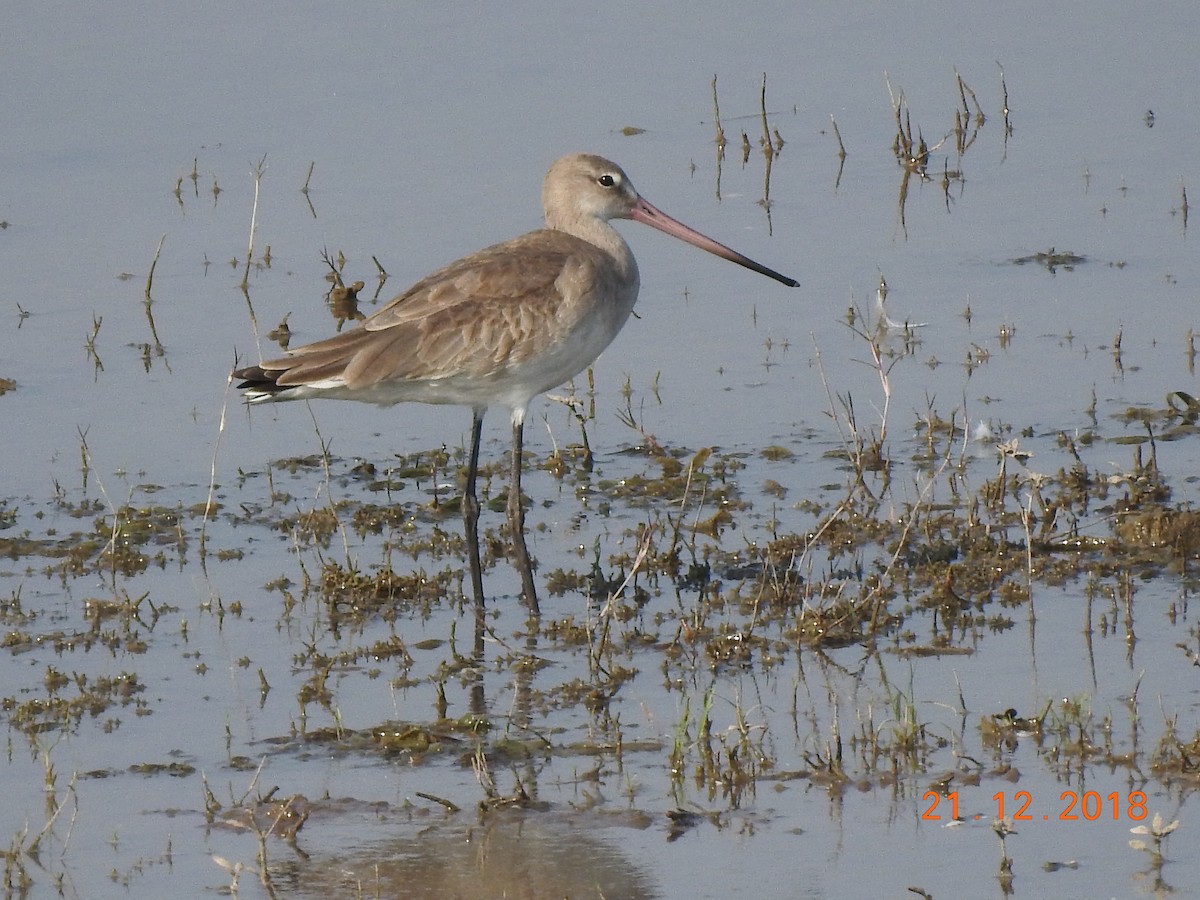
555,215,637,282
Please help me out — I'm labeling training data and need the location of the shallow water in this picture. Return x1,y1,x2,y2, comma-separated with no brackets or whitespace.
3,2,1200,898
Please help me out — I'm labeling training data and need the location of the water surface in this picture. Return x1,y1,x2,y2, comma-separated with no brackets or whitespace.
2,2,1199,898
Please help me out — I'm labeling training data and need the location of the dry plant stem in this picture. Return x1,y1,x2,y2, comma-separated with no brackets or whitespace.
471,745,496,798
861,447,955,635
864,325,892,445
242,155,267,291
761,148,776,234
787,492,857,601
685,466,711,544
234,757,269,807
830,115,847,159
673,453,709,561
710,74,726,156
27,771,77,857
415,792,460,813
200,376,234,568
84,313,103,371
255,825,278,899
540,411,561,465
809,326,955,634
814,319,892,479
301,162,317,218
320,248,345,287
1021,489,1037,580
144,233,165,297
956,71,984,124
759,72,772,153
711,74,725,201
143,234,167,355
813,338,856,465
305,402,353,567
77,428,125,590
997,61,1010,118
592,525,653,669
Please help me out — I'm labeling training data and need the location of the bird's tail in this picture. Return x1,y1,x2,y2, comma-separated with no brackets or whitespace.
232,365,286,402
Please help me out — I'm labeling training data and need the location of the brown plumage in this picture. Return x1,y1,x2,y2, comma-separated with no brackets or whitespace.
234,153,797,610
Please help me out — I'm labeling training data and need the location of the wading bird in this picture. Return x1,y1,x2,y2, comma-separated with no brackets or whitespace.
235,153,798,612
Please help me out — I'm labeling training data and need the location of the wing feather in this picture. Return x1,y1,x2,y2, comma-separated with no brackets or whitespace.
255,229,613,391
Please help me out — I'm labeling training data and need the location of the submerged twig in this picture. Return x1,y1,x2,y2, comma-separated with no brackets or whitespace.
758,72,774,157
830,114,847,160
301,161,316,218
711,74,726,159
711,74,726,200
998,61,1013,139
143,234,167,358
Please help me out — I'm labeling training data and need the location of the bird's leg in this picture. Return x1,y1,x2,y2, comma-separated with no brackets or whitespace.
508,418,540,614
463,410,486,618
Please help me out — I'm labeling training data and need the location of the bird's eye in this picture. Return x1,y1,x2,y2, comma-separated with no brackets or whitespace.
598,173,617,188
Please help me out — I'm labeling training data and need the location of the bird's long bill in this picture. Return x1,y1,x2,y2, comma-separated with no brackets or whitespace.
630,196,799,288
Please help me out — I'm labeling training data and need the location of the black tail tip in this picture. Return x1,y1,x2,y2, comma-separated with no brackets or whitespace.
232,365,282,395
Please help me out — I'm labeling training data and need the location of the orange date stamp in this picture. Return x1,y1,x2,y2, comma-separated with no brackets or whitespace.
922,790,1149,822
